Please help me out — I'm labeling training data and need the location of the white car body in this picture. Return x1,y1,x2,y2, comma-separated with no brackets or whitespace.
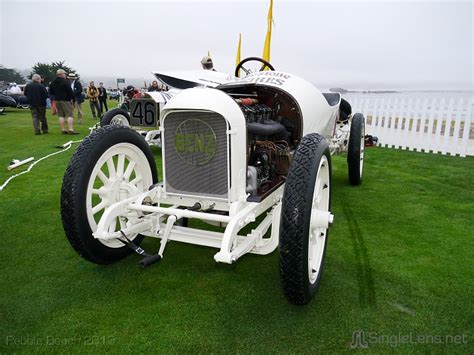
62,63,363,304
94,70,341,263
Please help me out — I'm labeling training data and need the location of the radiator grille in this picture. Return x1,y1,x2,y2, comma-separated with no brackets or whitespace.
164,111,229,198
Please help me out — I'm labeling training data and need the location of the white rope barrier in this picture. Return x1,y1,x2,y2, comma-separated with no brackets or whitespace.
0,140,82,192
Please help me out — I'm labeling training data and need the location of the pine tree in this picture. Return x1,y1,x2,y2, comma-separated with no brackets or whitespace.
0,65,26,84
29,61,79,85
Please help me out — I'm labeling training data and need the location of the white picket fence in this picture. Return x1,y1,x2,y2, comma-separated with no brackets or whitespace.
343,94,474,157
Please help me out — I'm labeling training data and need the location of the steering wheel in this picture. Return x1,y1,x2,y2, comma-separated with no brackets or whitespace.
235,57,275,78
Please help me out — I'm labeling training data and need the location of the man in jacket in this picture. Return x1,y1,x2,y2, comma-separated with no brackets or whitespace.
68,73,84,123
98,82,108,115
24,74,49,135
86,81,100,118
49,69,78,134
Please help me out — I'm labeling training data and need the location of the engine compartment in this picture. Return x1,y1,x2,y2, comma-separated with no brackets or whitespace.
219,85,304,201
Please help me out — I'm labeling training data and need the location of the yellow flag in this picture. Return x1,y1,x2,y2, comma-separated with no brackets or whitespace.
262,0,273,66
208,50,211,58
236,33,242,67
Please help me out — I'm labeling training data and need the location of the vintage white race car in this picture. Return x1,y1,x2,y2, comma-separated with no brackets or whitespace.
60,57,365,305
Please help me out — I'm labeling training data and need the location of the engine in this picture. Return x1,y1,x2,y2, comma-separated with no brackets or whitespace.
162,85,304,203
235,98,292,198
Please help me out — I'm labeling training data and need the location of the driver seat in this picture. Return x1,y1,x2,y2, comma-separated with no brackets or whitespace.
322,93,352,124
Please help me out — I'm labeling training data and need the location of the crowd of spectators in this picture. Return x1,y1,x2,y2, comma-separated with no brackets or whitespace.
18,70,172,135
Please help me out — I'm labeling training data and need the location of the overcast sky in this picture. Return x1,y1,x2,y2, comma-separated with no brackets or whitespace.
1,0,472,89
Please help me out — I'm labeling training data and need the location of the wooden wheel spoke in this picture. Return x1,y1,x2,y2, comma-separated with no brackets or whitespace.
116,154,125,177
97,170,109,185
130,175,142,186
123,161,136,180
92,201,106,215
106,157,116,179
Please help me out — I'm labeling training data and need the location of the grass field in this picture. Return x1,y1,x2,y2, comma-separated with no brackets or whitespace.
0,102,472,353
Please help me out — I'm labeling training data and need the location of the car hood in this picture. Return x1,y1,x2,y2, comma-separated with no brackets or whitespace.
0,93,17,107
152,70,236,90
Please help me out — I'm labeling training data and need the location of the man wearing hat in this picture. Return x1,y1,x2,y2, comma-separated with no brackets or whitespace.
49,69,79,134
68,73,84,123
201,56,216,71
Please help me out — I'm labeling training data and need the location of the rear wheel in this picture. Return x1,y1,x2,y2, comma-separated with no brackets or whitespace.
100,108,131,127
279,133,332,305
347,113,365,185
61,125,157,264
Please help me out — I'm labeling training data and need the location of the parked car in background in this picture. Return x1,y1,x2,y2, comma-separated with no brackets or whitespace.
0,93,19,113
6,83,29,109
108,89,120,100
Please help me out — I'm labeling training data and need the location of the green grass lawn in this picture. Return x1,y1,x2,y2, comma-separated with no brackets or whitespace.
0,103,472,353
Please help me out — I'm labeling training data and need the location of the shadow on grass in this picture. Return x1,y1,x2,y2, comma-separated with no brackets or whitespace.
331,157,377,308
341,204,377,307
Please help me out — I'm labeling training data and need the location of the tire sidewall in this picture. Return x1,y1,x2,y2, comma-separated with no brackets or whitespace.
301,145,331,297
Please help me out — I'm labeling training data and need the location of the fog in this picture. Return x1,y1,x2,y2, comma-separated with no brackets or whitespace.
1,0,472,89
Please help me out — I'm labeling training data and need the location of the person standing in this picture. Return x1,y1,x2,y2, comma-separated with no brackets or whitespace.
49,69,78,134
86,81,100,118
201,56,216,71
147,80,161,92
68,73,84,123
24,74,49,135
40,75,51,109
121,85,140,110
98,82,108,114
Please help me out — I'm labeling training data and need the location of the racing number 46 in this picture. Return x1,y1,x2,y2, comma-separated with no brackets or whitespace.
132,101,155,126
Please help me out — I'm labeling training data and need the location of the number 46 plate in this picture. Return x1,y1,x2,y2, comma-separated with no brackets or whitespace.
130,99,159,127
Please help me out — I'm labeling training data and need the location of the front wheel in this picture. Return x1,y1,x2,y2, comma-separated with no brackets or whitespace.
60,125,157,264
347,113,365,185
279,133,332,305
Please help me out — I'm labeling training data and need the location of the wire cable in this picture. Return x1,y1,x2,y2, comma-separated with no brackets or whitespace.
0,140,82,192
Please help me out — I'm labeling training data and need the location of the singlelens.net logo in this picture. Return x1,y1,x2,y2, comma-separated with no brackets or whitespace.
350,330,369,349
349,330,468,349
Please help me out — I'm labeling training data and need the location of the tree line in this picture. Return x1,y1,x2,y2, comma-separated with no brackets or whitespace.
0,61,78,85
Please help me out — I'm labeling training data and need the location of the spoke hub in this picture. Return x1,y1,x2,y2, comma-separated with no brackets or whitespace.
311,209,334,230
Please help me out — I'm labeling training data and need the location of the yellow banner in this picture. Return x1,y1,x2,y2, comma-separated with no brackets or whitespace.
236,33,242,67
262,0,273,67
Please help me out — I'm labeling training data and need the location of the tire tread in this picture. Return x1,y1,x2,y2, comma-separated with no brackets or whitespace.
347,113,365,185
279,133,331,305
